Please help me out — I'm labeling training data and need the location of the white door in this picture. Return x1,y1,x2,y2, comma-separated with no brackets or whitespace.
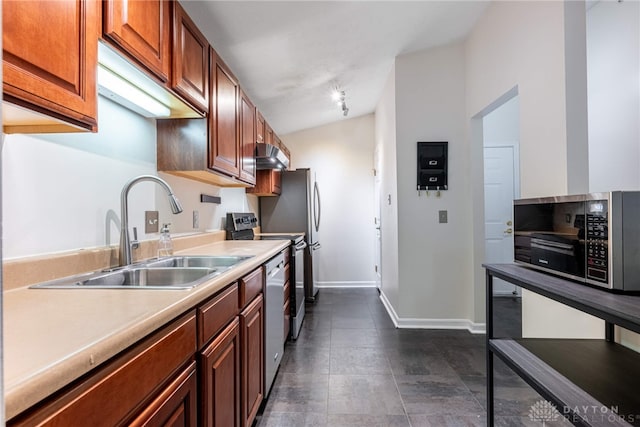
484,146,519,295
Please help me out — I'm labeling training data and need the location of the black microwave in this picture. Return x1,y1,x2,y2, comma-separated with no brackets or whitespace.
513,192,640,292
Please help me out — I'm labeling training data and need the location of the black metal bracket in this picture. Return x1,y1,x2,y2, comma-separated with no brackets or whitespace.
200,194,221,204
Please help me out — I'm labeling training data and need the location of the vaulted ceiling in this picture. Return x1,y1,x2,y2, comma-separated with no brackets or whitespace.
181,1,489,135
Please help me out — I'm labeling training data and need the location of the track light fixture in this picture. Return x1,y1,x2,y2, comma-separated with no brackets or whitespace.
331,89,349,117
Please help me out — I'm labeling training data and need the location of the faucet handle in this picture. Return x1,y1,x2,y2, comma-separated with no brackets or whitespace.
131,227,140,250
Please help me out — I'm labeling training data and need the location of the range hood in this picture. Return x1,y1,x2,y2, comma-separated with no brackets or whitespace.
256,142,290,170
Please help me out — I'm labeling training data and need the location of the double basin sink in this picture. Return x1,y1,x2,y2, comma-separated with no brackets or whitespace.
31,255,254,290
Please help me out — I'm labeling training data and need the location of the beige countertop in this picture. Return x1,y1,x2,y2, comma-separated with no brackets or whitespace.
3,239,289,420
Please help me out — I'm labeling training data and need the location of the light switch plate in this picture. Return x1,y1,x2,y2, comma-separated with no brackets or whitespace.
145,211,159,233
439,210,448,224
193,210,200,229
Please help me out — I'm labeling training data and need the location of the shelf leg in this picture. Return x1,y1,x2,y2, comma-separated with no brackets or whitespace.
486,270,494,426
605,321,615,342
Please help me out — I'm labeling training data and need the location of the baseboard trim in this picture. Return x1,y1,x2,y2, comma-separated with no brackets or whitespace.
379,289,486,334
316,281,376,288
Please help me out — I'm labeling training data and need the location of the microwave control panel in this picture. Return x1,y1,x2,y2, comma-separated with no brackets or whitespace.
586,200,608,283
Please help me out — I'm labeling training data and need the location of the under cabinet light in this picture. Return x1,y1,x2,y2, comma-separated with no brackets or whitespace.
97,65,171,118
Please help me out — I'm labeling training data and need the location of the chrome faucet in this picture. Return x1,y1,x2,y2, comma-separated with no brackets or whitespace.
119,175,183,266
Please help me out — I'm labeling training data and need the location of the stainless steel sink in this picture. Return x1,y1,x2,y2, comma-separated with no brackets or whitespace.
31,267,219,290
30,255,254,290
81,267,217,289
144,255,253,269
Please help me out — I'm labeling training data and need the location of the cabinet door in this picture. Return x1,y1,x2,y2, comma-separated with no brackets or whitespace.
103,0,171,83
256,111,265,144
172,2,209,114
283,298,291,343
239,91,257,185
129,362,197,427
273,169,282,194
200,317,241,427
3,0,98,132
273,134,282,150
209,49,240,178
240,294,264,427
246,170,282,196
265,122,274,146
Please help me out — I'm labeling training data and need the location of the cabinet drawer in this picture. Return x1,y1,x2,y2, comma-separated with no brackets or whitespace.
239,267,264,308
8,313,197,427
198,284,239,348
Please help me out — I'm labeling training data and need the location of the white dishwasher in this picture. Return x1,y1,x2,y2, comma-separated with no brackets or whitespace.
264,252,285,394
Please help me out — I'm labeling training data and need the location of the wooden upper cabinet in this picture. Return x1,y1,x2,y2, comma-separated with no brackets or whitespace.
2,0,99,132
273,134,282,150
103,0,171,83
239,91,257,185
256,111,265,144
264,121,274,146
172,2,210,114
247,169,281,196
209,49,240,178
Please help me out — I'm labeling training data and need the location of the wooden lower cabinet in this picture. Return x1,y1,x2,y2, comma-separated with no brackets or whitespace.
240,294,264,427
8,279,269,427
200,317,241,427
7,313,197,427
129,362,198,427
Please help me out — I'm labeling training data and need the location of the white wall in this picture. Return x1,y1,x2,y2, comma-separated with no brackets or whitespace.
375,64,400,310
483,96,519,147
466,1,601,337
587,0,640,192
586,0,640,350
2,96,255,259
465,1,597,332
393,43,474,326
281,114,377,288
466,1,571,199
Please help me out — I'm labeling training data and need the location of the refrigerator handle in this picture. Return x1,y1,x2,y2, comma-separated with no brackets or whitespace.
313,180,321,232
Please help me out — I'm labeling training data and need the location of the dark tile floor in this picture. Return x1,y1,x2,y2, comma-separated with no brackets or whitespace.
255,289,566,427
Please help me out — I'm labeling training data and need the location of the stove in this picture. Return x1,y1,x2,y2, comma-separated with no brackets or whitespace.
226,213,306,340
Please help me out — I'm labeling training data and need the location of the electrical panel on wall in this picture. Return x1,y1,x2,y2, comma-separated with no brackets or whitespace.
417,141,448,192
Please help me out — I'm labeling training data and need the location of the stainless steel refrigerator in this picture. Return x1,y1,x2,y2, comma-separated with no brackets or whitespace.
260,168,321,302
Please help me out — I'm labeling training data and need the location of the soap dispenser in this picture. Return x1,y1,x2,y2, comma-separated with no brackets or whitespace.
158,223,173,258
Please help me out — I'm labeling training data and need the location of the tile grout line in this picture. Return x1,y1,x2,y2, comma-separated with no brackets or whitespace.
378,310,414,427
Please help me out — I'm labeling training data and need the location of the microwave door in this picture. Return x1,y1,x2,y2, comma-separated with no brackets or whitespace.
531,236,584,277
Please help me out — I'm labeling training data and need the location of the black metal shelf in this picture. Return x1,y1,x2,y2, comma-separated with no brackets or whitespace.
485,264,640,426
484,264,640,335
491,338,640,426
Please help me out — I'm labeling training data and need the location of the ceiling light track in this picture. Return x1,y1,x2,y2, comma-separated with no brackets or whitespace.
331,89,349,117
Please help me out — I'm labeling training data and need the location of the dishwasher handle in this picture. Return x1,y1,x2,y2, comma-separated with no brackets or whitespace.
267,262,284,278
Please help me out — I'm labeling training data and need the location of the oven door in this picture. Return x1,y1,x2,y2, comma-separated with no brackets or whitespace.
291,239,307,339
